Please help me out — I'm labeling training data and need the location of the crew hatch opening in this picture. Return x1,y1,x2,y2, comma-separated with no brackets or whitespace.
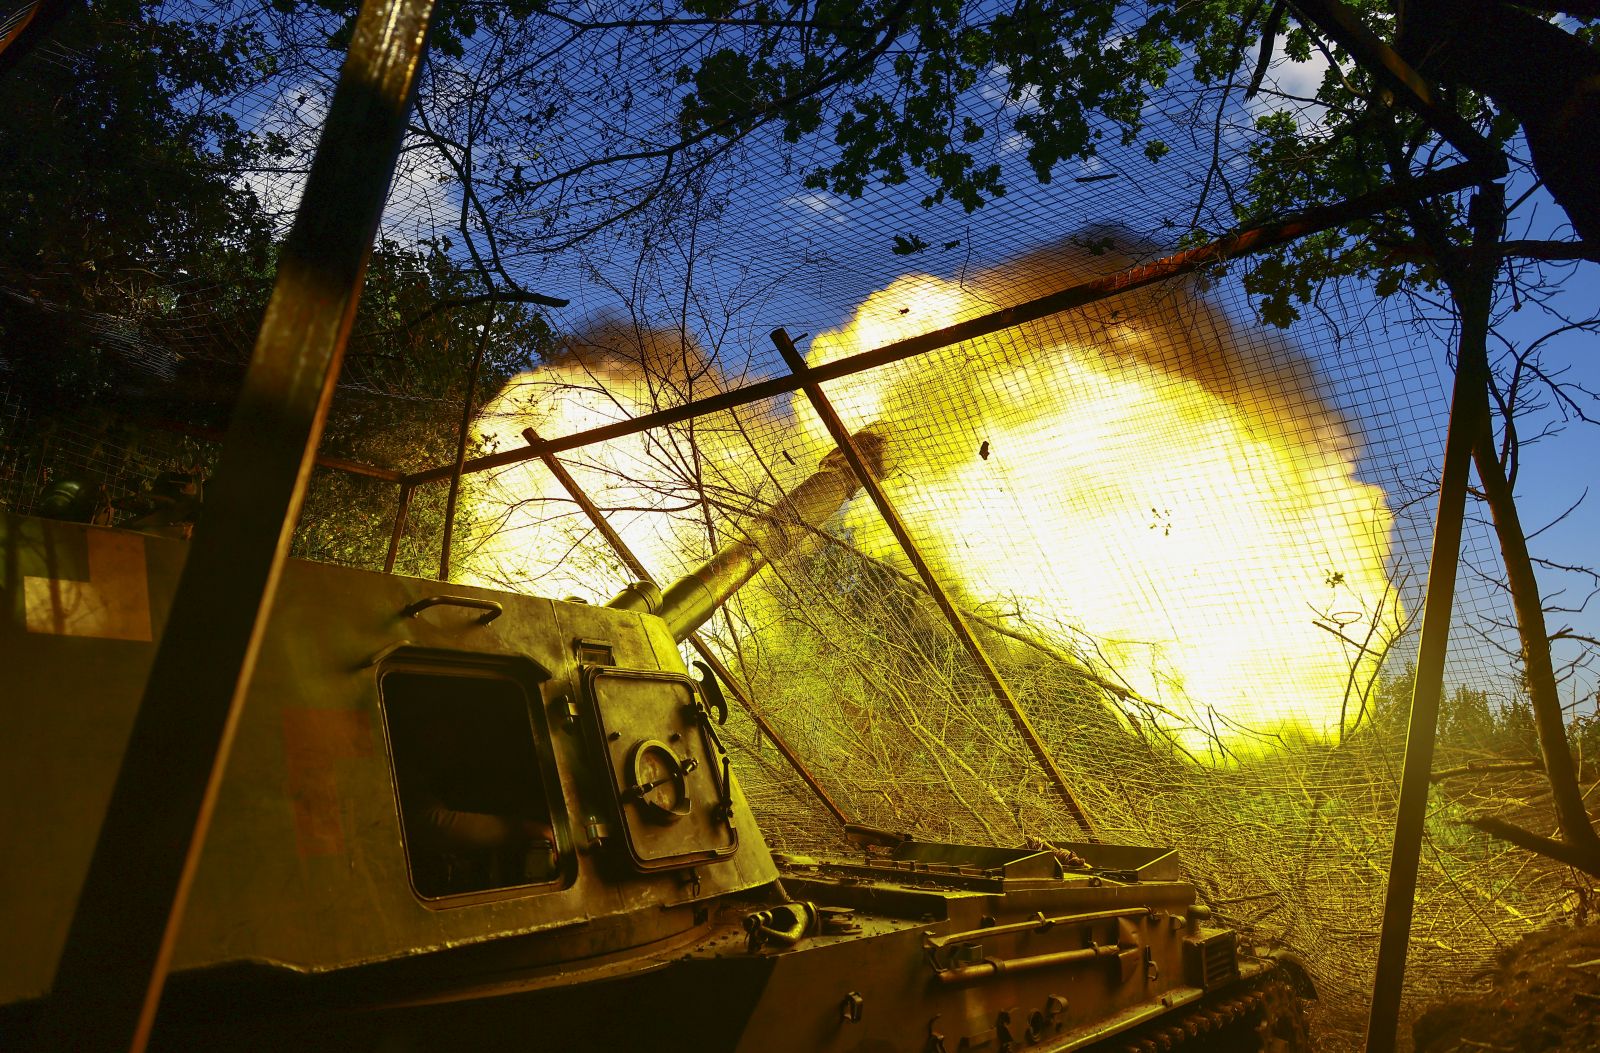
380,668,565,900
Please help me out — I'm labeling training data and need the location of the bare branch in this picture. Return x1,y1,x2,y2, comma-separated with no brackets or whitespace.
1468,815,1600,879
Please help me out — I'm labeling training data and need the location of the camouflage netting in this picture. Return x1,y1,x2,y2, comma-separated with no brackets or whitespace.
3,2,1597,1050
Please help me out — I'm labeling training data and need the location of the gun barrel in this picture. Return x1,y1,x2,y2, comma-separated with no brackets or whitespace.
611,430,886,642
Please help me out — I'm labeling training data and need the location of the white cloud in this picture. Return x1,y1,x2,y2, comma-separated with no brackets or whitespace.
379,138,457,240
239,82,330,229
783,190,853,230
980,65,1042,114
1244,37,1332,129
239,79,455,242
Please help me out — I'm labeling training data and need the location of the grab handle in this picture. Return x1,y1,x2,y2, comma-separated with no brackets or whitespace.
402,595,503,625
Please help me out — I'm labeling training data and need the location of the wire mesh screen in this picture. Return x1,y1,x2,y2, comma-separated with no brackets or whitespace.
438,245,1564,1048
4,1,1596,1049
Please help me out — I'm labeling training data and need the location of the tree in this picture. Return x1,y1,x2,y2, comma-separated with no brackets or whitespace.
252,1,1595,341
0,0,277,306
1399,0,1600,246
294,237,557,573
1439,684,1496,749
0,0,559,566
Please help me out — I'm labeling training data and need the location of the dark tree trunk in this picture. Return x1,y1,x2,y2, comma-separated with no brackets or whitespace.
1400,0,1600,244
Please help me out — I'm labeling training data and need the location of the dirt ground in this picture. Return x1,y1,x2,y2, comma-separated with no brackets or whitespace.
1410,925,1600,1053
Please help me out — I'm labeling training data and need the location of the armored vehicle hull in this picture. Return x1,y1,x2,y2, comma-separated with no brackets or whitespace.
0,507,1309,1051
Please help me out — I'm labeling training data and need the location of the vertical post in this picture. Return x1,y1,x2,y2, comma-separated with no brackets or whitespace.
30,0,437,1048
771,329,1097,841
1364,187,1501,1053
384,481,415,573
522,429,851,827
439,314,492,581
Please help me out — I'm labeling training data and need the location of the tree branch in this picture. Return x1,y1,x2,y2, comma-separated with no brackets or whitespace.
1373,238,1600,262
1501,239,1600,262
1431,759,1543,782
1468,815,1600,878
1472,353,1600,856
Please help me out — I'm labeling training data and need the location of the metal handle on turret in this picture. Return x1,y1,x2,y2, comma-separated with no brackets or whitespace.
401,595,504,624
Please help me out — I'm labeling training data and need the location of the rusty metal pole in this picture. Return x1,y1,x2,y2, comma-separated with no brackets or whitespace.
29,0,437,1048
0,0,75,79
439,314,492,580
402,160,1490,491
689,645,851,827
522,429,851,827
771,329,1097,842
384,481,415,574
1363,187,1502,1053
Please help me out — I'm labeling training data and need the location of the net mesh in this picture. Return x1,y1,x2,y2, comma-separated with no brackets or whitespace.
3,1,1597,1048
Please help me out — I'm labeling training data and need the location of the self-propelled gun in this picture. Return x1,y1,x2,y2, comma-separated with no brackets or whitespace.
0,430,1310,1051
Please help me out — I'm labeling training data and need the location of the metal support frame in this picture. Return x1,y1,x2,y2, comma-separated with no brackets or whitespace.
401,160,1488,491
771,329,1097,842
1363,186,1503,1053
384,481,415,573
522,429,851,828
145,418,405,482
439,316,492,580
29,0,437,1047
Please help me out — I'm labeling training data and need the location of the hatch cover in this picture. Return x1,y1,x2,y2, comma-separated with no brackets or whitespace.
583,667,738,871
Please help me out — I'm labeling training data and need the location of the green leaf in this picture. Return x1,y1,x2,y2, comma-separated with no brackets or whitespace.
891,234,931,256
